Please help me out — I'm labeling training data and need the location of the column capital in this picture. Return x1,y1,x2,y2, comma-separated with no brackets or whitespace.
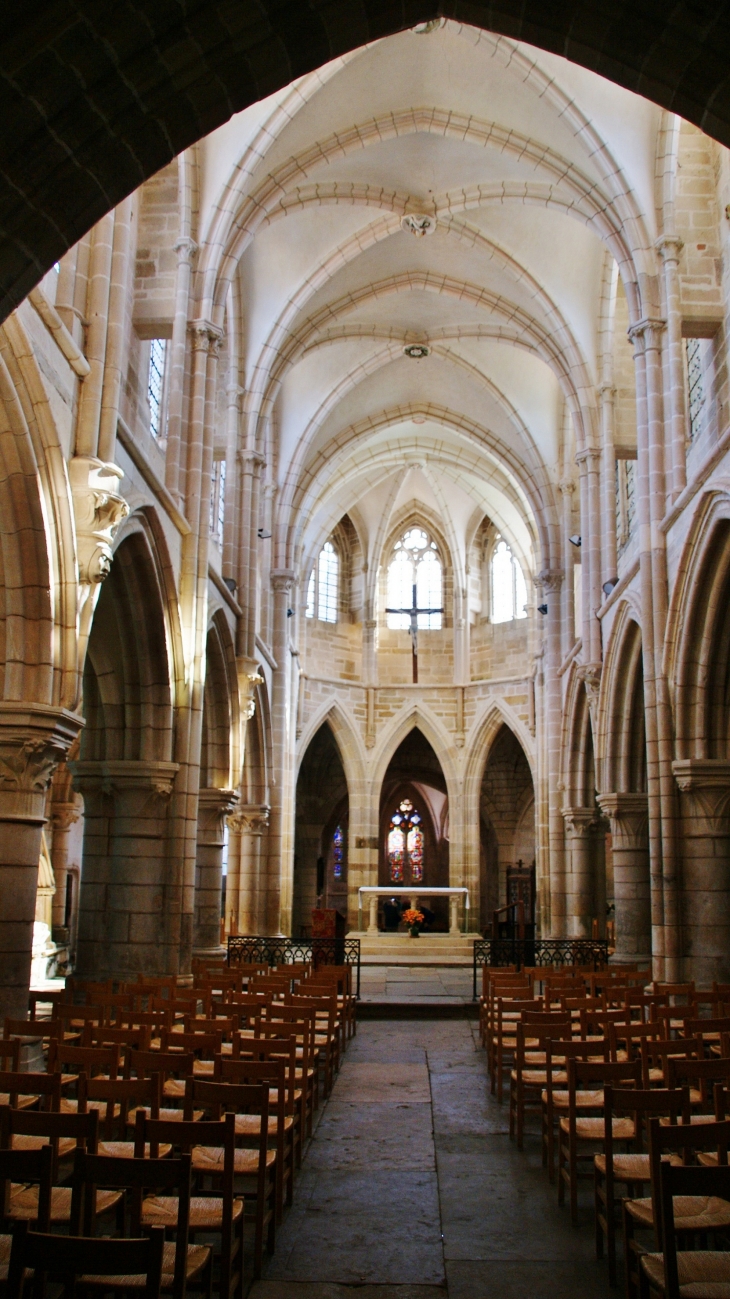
558,478,576,495
197,787,239,836
655,233,684,260
174,236,198,262
68,456,129,584
189,319,223,353
597,792,648,846
237,656,263,721
627,317,666,347
69,759,179,800
50,800,81,832
575,446,601,468
577,660,602,703
536,568,563,593
228,802,270,835
270,568,297,593
562,806,601,837
0,704,83,822
672,759,730,828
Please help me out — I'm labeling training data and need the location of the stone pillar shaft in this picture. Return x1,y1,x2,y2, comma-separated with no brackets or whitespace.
194,788,237,953
562,807,599,938
598,793,650,962
673,760,730,983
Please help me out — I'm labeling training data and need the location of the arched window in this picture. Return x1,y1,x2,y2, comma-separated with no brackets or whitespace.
386,528,442,629
387,798,424,884
332,825,345,880
491,538,527,624
305,540,339,623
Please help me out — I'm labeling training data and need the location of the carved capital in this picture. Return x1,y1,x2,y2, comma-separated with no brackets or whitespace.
228,802,270,836
270,568,296,594
189,320,223,354
656,233,683,261
536,569,563,593
69,457,129,585
562,806,600,837
70,759,179,802
174,236,198,263
627,317,666,348
50,800,81,832
597,792,648,848
0,705,82,820
575,447,601,468
558,479,576,495
197,787,238,838
672,759,730,831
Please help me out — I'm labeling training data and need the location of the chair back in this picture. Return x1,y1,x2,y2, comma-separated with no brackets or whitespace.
659,1163,730,1299
0,1070,61,1110
0,1142,53,1230
6,1219,165,1299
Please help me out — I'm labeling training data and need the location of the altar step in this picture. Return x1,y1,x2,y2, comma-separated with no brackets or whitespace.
348,931,477,966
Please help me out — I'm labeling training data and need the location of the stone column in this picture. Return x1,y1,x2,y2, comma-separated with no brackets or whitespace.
0,705,81,1022
269,570,297,935
449,893,460,936
562,807,599,938
367,895,378,935
194,788,238,955
49,801,81,941
672,760,730,983
539,570,565,934
598,793,650,963
228,804,270,934
71,759,179,979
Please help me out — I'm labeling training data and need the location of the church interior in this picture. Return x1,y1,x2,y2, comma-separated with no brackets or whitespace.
4,5,730,1297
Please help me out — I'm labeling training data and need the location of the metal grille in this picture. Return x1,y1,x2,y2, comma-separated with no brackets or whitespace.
471,937,609,998
227,936,361,997
148,339,167,439
685,337,705,442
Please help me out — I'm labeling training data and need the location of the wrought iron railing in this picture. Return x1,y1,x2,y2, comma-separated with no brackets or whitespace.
471,937,610,998
227,936,361,998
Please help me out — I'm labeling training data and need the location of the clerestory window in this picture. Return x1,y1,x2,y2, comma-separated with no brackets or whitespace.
386,528,442,630
148,338,168,439
305,540,339,623
490,538,527,623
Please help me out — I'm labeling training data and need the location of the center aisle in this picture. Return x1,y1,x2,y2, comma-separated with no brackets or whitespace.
251,1016,614,1299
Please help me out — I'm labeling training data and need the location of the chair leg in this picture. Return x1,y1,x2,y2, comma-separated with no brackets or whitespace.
569,1135,578,1225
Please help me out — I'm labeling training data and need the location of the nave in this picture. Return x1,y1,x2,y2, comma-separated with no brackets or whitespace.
255,1011,612,1299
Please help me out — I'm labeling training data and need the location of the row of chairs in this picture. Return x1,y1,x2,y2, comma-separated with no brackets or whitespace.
0,957,356,1296
479,965,730,1298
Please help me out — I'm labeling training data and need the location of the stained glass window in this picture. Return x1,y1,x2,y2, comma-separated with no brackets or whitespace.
332,825,344,880
685,337,706,442
386,528,442,629
491,538,528,623
387,798,425,884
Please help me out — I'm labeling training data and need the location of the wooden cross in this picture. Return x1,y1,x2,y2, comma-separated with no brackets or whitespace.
385,581,443,683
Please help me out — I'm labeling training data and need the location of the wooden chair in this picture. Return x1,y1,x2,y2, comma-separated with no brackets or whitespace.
6,1218,165,1299
637,1146,730,1298
257,1006,317,1134
558,1057,641,1223
78,1072,173,1158
0,1069,61,1122
0,1107,122,1226
490,997,541,1101
226,1034,301,1169
47,1040,121,1107
125,1049,200,1119
509,1018,570,1150
624,1116,730,1299
640,1036,703,1088
287,991,340,1097
184,1077,276,1278
0,1143,53,1280
4,1015,71,1046
160,1030,223,1087
215,1054,293,1220
135,1111,244,1299
595,1085,689,1286
666,1055,730,1118
70,1148,211,1299
541,1037,610,1182
84,1022,152,1052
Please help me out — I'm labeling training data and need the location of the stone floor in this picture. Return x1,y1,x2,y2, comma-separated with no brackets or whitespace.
359,966,473,1002
251,1015,614,1299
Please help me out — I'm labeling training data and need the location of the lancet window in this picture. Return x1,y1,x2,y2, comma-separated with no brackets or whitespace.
490,538,527,624
148,338,168,439
332,825,344,880
386,528,442,629
387,798,424,884
306,540,339,623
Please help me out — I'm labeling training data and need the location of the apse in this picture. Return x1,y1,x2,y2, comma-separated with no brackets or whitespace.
379,727,449,930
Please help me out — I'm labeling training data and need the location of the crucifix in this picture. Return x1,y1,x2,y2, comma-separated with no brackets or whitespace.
386,581,443,683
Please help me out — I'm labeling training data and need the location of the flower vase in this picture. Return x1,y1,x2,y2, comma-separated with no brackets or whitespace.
409,925,421,938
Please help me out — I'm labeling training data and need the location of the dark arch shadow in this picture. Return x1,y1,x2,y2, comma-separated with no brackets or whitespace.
293,721,349,935
2,2,730,318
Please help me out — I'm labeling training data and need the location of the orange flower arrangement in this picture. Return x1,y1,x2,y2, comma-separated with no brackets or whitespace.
401,909,424,926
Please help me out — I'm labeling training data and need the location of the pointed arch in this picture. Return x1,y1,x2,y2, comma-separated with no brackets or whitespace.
370,705,459,801
597,600,646,794
296,698,366,794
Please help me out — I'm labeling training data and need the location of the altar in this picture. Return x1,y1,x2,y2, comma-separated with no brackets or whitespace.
357,886,470,935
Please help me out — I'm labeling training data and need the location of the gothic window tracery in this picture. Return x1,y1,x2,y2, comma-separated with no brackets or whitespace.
386,528,442,629
387,798,424,883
